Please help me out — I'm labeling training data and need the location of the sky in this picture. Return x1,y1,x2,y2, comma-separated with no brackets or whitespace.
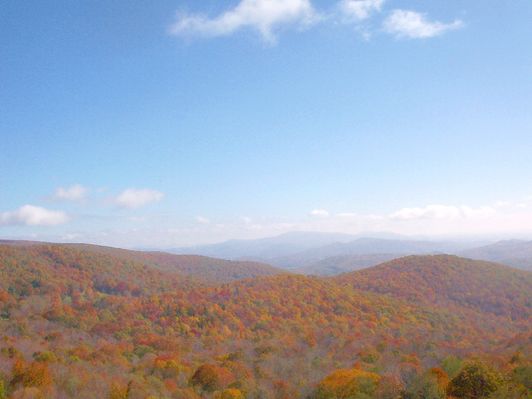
1,0,532,248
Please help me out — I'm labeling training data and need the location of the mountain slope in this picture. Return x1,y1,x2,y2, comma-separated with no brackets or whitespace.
271,238,479,270
460,240,532,270
171,231,359,260
0,247,529,398
0,241,284,285
0,244,193,297
297,253,400,275
336,255,532,321
68,243,284,284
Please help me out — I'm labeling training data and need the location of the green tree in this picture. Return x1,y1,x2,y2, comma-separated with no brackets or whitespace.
511,365,532,391
402,370,446,399
441,356,463,379
448,362,501,399
0,378,6,399
487,383,528,399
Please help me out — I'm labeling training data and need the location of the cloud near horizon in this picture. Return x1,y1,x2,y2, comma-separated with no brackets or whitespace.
390,204,495,221
196,216,211,224
0,205,69,226
114,189,164,209
12,198,532,248
169,0,318,43
310,209,330,217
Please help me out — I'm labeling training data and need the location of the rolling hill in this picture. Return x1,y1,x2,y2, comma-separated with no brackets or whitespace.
459,240,532,270
67,244,284,284
0,241,284,285
173,233,487,274
336,254,532,320
171,231,360,260
269,237,480,270
173,233,532,276
296,253,400,275
0,245,529,398
0,243,195,296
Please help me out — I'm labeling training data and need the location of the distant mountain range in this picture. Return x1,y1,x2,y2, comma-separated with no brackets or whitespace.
270,237,476,270
459,240,532,270
296,253,401,275
169,231,361,260
4,233,531,277
172,231,532,273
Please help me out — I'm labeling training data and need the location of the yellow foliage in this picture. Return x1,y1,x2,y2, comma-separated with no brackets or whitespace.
108,382,129,399
10,387,44,399
218,388,245,399
316,368,380,399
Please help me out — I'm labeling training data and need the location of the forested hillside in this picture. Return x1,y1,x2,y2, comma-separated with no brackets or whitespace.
336,255,532,320
298,254,400,275
460,240,532,271
67,244,284,284
0,245,530,398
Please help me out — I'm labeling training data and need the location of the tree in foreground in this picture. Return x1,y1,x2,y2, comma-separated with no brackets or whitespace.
447,361,501,399
402,368,448,399
312,368,380,399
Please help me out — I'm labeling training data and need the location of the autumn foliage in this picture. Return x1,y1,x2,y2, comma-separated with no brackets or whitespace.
313,368,380,398
0,243,530,398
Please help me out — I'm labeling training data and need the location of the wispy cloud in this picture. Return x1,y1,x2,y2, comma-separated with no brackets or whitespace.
241,216,253,224
114,189,164,209
339,0,384,21
21,198,532,248
168,0,319,43
389,204,495,221
310,209,330,217
169,2,465,43
383,10,463,39
196,216,211,224
0,205,69,226
53,184,88,201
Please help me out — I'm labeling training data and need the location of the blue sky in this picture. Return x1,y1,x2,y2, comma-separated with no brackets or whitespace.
1,0,532,247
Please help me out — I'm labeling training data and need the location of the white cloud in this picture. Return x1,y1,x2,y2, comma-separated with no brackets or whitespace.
168,0,319,43
383,10,463,39
61,233,82,241
340,0,384,21
336,212,358,218
0,205,69,226
390,204,495,221
114,189,164,209
53,184,88,201
19,198,532,247
310,209,330,217
196,216,211,224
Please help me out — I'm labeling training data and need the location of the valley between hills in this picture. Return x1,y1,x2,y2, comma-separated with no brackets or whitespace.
0,240,530,398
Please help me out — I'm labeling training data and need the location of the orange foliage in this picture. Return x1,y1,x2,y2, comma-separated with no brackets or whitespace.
0,244,529,398
315,368,381,398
